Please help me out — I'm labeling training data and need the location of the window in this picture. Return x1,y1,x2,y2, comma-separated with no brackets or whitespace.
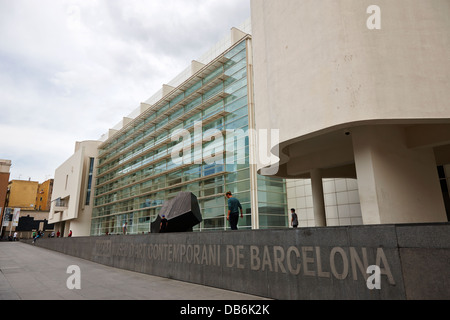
85,158,95,205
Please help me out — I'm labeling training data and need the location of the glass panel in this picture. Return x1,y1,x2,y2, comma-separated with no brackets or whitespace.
224,42,246,60
186,80,202,97
203,66,224,85
170,92,185,107
203,217,225,230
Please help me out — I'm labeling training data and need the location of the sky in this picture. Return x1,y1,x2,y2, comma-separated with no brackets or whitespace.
0,0,251,183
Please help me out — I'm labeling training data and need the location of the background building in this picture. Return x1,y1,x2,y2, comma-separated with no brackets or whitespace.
1,175,54,239
251,0,450,225
4,210,54,240
0,160,11,212
0,160,12,235
49,140,101,237
36,179,54,211
6,180,39,211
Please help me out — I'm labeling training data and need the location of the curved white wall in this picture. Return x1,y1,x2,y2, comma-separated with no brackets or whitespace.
250,0,450,224
251,0,450,173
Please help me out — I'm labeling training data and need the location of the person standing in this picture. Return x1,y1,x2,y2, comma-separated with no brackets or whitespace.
291,208,299,228
160,215,168,233
226,191,243,230
123,222,128,235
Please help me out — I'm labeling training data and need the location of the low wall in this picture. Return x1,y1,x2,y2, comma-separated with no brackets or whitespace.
31,223,450,300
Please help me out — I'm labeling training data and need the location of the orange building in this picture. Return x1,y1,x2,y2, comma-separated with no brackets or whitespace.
35,179,54,211
6,180,39,211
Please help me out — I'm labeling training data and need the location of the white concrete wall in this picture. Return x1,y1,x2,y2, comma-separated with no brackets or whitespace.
49,148,84,223
251,0,450,161
353,126,447,224
49,141,101,236
251,0,450,225
0,160,11,173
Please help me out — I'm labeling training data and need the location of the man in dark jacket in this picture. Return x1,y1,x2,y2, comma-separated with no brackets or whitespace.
160,215,168,233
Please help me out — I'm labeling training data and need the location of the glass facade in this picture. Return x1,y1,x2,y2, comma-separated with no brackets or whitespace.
91,39,287,236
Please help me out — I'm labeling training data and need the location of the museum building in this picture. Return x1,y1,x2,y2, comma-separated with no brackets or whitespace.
49,1,450,237
90,26,288,235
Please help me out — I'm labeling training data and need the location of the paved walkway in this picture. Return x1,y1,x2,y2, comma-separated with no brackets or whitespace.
0,242,268,300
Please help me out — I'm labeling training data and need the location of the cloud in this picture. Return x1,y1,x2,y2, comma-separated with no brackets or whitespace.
0,124,75,182
0,0,250,182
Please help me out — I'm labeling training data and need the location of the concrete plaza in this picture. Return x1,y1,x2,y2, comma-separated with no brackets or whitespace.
0,241,267,300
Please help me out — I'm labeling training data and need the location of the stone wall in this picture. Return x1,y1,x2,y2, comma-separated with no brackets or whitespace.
31,223,450,300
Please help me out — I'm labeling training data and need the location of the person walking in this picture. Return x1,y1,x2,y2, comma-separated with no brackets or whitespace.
291,208,299,228
32,231,42,244
226,191,243,230
123,222,128,235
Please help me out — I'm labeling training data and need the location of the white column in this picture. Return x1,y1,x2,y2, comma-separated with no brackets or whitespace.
352,125,447,224
311,168,326,227
246,38,260,230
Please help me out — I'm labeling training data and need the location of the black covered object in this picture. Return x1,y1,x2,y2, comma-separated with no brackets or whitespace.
151,192,202,233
